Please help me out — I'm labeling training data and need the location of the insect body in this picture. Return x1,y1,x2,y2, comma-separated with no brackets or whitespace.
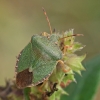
15,33,62,88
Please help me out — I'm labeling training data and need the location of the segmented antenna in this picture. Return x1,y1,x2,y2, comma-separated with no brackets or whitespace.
42,7,52,34
60,34,83,40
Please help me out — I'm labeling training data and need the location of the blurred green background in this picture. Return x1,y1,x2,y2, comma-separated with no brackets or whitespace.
0,0,100,100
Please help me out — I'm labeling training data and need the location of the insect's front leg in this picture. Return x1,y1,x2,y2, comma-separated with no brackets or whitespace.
57,60,70,73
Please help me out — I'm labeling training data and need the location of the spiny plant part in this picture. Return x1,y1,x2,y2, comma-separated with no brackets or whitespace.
15,8,86,100
45,83,58,97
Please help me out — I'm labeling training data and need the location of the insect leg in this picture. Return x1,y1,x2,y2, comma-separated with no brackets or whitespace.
57,60,70,73
37,79,48,93
45,82,58,97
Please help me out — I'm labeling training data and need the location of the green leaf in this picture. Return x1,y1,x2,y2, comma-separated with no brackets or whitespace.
61,55,100,100
73,42,85,52
62,70,76,84
65,54,86,74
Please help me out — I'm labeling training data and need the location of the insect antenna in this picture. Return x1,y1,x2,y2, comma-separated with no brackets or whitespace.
42,7,52,34
60,34,83,40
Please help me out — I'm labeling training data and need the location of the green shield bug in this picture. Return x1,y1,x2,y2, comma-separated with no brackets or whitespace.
15,34,62,88
15,8,63,88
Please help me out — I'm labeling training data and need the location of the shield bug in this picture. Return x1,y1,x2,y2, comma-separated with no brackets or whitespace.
15,8,63,89
15,34,63,88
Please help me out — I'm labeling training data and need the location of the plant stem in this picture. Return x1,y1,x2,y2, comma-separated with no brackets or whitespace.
23,87,31,100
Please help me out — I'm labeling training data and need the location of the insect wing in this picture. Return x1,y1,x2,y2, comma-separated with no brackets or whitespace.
32,60,57,85
30,35,62,85
16,43,32,72
16,43,34,88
